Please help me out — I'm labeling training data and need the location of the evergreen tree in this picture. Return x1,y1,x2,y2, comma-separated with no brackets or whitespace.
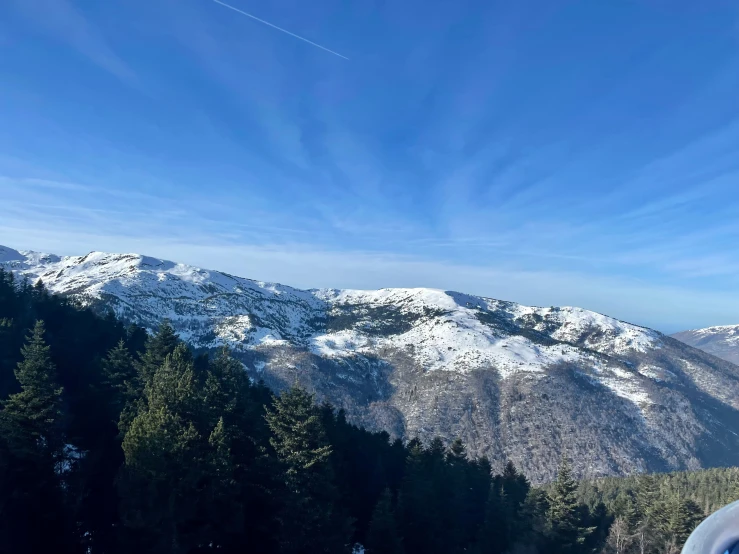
204,348,279,553
398,438,455,554
547,458,594,554
102,339,137,419
475,482,509,554
2,320,65,462
502,460,531,510
501,461,532,538
119,344,236,553
204,417,244,551
635,474,662,529
662,495,703,548
622,492,640,534
0,317,18,398
521,487,551,548
265,386,352,554
365,489,404,554
0,320,73,553
136,320,180,384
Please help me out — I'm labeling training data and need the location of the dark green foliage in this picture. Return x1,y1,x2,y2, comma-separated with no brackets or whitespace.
136,320,180,385
547,458,595,554
0,319,75,553
662,496,703,547
266,386,353,554
475,482,509,554
102,339,137,419
575,467,739,553
2,320,65,460
365,489,404,554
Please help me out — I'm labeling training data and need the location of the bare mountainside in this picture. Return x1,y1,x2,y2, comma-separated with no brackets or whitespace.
672,326,739,366
3,244,739,483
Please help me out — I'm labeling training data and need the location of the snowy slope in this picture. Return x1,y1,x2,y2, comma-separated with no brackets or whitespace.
3,246,739,482
672,326,739,365
2,248,660,390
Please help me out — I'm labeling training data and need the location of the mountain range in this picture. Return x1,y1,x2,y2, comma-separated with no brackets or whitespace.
2,244,739,483
671,326,739,366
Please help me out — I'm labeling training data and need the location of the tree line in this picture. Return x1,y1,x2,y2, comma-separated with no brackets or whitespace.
0,268,733,553
575,467,739,554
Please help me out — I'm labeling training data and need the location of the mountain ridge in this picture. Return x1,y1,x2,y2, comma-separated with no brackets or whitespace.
671,325,739,366
3,244,739,483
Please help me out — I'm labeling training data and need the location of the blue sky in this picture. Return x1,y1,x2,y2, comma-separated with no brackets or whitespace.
1,0,738,333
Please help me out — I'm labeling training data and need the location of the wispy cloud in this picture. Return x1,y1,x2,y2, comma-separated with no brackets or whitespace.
7,0,138,87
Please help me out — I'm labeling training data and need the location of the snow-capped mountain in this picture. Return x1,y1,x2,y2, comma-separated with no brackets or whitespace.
3,244,739,483
672,326,739,366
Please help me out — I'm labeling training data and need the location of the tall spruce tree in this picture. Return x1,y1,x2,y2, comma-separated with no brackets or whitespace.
203,348,278,552
0,320,73,553
547,458,594,554
265,386,352,554
2,320,65,462
102,339,137,419
136,320,180,384
365,488,404,554
475,482,509,554
0,317,18,398
119,344,238,553
398,439,441,554
663,495,703,548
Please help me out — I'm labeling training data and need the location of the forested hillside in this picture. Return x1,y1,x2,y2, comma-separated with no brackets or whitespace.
0,268,735,554
568,468,739,553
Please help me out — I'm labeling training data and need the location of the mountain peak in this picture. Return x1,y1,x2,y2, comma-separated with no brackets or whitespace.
0,245,23,262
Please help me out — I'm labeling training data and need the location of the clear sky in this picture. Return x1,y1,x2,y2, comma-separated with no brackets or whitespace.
1,0,738,333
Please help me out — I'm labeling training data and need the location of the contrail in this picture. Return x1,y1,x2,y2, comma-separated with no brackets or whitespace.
210,0,349,60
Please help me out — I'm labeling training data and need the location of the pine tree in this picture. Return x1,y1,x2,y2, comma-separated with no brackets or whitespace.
0,317,20,399
136,320,180,384
204,417,244,550
635,474,661,528
265,386,352,554
0,320,73,553
401,437,462,554
119,344,219,553
663,495,703,548
205,348,279,552
2,320,64,462
118,322,180,437
102,339,137,418
501,460,534,547
365,489,404,554
547,458,594,554
119,402,204,553
502,461,530,510
622,492,640,534
475,482,509,554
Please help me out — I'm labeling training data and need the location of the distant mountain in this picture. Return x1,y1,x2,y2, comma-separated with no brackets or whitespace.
3,245,739,483
672,326,739,366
